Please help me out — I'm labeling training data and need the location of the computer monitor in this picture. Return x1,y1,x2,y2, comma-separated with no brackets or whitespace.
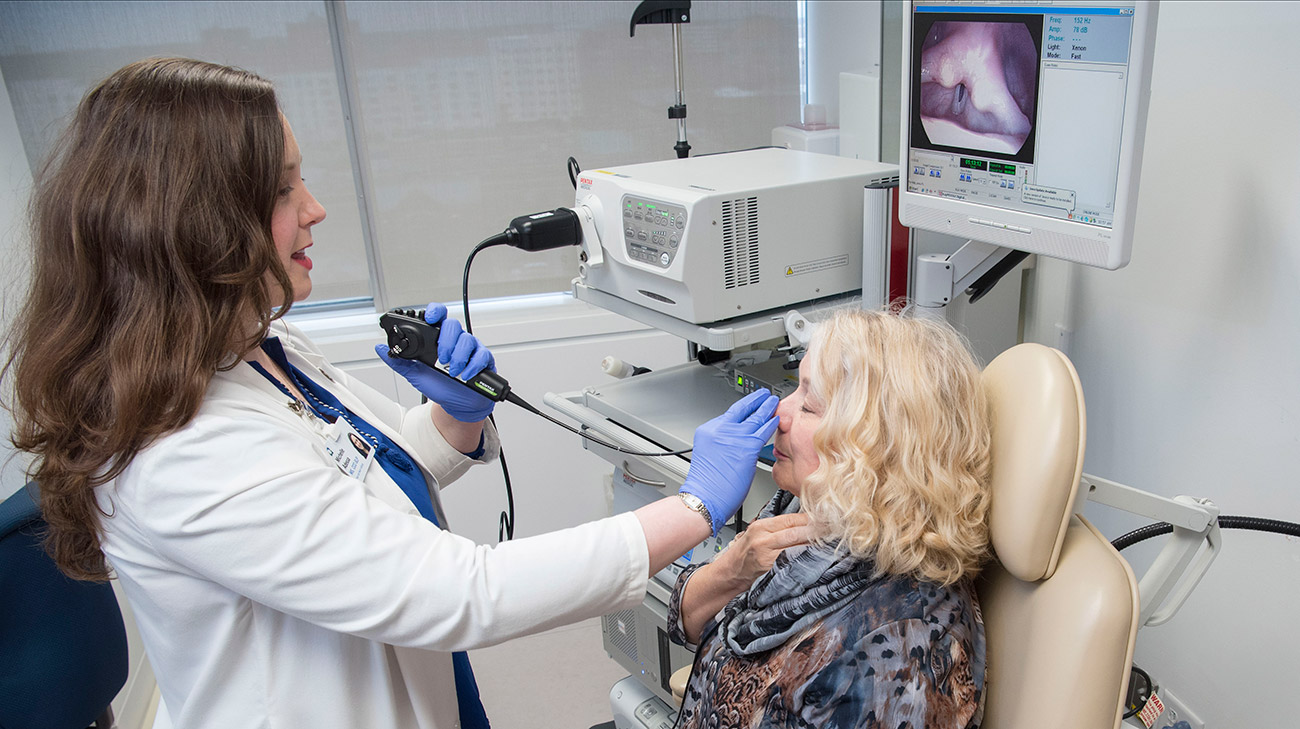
898,1,1159,270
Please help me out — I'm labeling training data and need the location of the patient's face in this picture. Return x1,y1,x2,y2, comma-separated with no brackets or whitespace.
773,368,823,497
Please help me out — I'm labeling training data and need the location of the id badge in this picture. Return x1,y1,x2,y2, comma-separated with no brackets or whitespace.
323,418,375,481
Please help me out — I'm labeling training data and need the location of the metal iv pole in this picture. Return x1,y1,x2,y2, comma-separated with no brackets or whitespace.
630,0,692,158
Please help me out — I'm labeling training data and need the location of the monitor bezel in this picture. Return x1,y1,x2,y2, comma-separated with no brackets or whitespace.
897,0,1159,270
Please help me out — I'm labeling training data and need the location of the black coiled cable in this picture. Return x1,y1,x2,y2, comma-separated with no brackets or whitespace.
1114,515,1300,719
1112,515,1300,552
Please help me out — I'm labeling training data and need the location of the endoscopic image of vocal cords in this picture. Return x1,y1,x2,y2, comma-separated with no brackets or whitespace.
919,21,1039,155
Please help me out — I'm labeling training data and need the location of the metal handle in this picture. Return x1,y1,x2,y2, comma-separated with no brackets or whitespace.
542,393,690,483
621,461,666,488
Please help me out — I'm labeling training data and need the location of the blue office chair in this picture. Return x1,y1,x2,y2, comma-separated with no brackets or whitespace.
0,482,129,729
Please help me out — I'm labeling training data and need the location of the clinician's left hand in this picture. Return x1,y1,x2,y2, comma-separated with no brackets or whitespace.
374,303,496,422
680,389,780,535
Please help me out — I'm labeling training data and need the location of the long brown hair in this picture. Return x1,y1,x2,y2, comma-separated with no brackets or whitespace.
3,58,294,581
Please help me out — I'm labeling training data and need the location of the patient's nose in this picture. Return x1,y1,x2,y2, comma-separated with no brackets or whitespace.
774,397,794,431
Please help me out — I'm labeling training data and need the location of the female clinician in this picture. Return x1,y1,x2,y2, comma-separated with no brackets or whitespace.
5,58,778,728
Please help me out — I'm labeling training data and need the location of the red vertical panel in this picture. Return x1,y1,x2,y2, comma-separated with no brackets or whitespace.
888,188,911,305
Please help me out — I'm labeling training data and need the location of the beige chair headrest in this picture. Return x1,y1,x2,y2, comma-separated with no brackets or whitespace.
982,343,1086,583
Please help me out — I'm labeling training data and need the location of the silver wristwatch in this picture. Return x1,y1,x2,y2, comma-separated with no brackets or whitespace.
677,492,714,533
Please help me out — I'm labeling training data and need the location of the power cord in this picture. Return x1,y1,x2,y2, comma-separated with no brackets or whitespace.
1123,664,1153,720
567,156,581,189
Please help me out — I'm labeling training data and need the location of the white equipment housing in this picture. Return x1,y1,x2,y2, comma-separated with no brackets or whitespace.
574,148,897,325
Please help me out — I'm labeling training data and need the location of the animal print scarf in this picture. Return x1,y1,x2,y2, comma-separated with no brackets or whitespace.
719,490,879,656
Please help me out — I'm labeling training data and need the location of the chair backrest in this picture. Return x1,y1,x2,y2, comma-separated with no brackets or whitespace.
0,483,129,729
977,344,1139,729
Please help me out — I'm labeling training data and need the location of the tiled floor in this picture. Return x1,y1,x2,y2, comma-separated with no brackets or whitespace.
469,617,631,728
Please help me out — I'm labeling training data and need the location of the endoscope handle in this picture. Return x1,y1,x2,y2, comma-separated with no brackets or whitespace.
379,309,512,403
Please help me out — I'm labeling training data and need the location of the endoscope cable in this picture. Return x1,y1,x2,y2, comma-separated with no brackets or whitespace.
457,230,694,541
461,232,513,541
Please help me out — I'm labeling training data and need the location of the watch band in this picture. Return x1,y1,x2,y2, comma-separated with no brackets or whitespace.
677,492,714,534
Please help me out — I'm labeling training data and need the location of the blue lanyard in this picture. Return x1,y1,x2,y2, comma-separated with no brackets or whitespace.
247,339,491,728
249,338,439,525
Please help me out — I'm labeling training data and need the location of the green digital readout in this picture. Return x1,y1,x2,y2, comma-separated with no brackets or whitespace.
960,158,987,171
989,162,1016,175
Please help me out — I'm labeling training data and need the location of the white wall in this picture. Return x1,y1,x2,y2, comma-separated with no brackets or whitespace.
1024,3,1300,725
0,62,32,500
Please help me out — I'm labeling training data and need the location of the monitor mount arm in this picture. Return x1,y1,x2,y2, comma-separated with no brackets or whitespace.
913,240,1031,317
1082,474,1222,627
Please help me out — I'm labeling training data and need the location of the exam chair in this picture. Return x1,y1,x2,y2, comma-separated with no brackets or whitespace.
977,343,1140,729
664,344,1140,729
0,482,129,729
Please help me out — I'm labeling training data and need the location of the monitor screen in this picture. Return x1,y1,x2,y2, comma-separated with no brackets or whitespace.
898,1,1159,269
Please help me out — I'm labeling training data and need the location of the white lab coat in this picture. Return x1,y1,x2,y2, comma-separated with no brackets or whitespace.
97,320,649,728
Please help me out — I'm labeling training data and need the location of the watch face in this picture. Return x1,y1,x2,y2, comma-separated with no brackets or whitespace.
679,492,713,533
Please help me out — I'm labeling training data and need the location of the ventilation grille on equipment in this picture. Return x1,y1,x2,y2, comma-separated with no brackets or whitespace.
722,196,760,289
603,609,638,662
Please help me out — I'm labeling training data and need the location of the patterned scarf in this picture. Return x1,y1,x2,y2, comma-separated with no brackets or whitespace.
719,490,880,656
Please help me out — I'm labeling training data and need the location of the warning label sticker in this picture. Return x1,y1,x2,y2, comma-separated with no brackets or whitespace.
785,254,849,277
1137,694,1165,729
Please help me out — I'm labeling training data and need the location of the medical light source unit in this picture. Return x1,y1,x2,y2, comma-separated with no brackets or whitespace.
899,0,1159,310
573,148,898,326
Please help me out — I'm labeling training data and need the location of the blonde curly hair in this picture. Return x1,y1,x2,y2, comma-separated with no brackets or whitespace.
797,308,991,585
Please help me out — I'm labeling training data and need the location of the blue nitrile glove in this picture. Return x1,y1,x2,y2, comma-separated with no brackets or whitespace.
374,303,496,422
680,389,780,535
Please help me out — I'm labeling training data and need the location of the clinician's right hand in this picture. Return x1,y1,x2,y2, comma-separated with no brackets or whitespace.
679,389,780,535
373,303,496,422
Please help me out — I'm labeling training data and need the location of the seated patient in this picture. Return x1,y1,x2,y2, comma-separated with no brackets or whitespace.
668,309,991,729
